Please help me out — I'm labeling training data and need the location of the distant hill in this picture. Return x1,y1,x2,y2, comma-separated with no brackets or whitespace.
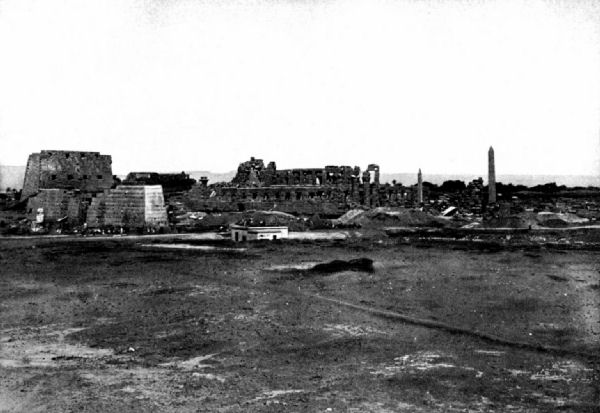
0,165,25,190
183,171,599,187
186,171,237,185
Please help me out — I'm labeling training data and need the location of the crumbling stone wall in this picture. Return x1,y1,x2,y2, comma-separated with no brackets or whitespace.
144,186,169,225
22,150,113,198
463,178,484,211
26,189,87,224
22,153,42,198
231,157,267,186
366,164,380,185
86,193,107,228
231,157,374,188
26,189,70,222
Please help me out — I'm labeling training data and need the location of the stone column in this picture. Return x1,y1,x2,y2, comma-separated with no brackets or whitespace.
417,169,423,204
362,171,371,207
488,146,496,204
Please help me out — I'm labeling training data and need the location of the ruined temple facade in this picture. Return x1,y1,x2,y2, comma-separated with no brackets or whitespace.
23,150,115,225
230,157,372,188
185,157,415,216
22,150,113,198
22,150,168,229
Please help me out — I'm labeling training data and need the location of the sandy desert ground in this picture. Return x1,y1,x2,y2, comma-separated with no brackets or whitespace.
0,234,598,412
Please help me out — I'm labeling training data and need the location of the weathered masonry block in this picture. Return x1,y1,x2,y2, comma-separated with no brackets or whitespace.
22,150,113,198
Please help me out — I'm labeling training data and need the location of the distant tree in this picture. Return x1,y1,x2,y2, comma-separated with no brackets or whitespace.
530,182,567,193
440,180,466,193
422,181,438,190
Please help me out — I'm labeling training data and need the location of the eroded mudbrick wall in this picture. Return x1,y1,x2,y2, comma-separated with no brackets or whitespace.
86,185,168,228
22,150,113,198
144,186,170,225
22,153,42,198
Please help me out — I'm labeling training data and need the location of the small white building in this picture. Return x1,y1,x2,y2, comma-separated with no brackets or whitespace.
231,225,288,242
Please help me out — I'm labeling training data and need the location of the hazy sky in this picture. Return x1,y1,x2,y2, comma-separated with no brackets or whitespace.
0,0,599,176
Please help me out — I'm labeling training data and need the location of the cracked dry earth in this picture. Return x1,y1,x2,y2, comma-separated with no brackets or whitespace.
0,236,599,412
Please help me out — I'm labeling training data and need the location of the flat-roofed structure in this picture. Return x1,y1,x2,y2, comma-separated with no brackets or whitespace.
230,225,288,242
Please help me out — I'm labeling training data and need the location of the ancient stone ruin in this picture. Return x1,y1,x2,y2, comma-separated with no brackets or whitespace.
22,150,168,229
184,157,416,216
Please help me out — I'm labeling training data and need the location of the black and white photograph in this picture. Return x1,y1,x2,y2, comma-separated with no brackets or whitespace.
0,0,599,411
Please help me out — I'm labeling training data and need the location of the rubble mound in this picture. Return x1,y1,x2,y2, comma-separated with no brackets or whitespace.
484,215,534,229
484,212,589,229
241,210,298,225
334,207,448,228
175,210,307,231
238,210,308,231
334,209,365,225
536,212,588,227
541,218,570,228
173,211,208,227
308,258,374,274
175,212,238,230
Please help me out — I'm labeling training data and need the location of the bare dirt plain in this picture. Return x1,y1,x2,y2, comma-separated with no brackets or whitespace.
0,235,598,412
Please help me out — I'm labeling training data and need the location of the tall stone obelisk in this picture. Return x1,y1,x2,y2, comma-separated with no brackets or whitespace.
417,168,423,204
488,146,496,204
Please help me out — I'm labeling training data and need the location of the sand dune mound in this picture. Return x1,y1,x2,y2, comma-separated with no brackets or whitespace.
485,212,589,229
334,207,448,228
240,210,299,226
484,215,534,229
536,212,588,227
